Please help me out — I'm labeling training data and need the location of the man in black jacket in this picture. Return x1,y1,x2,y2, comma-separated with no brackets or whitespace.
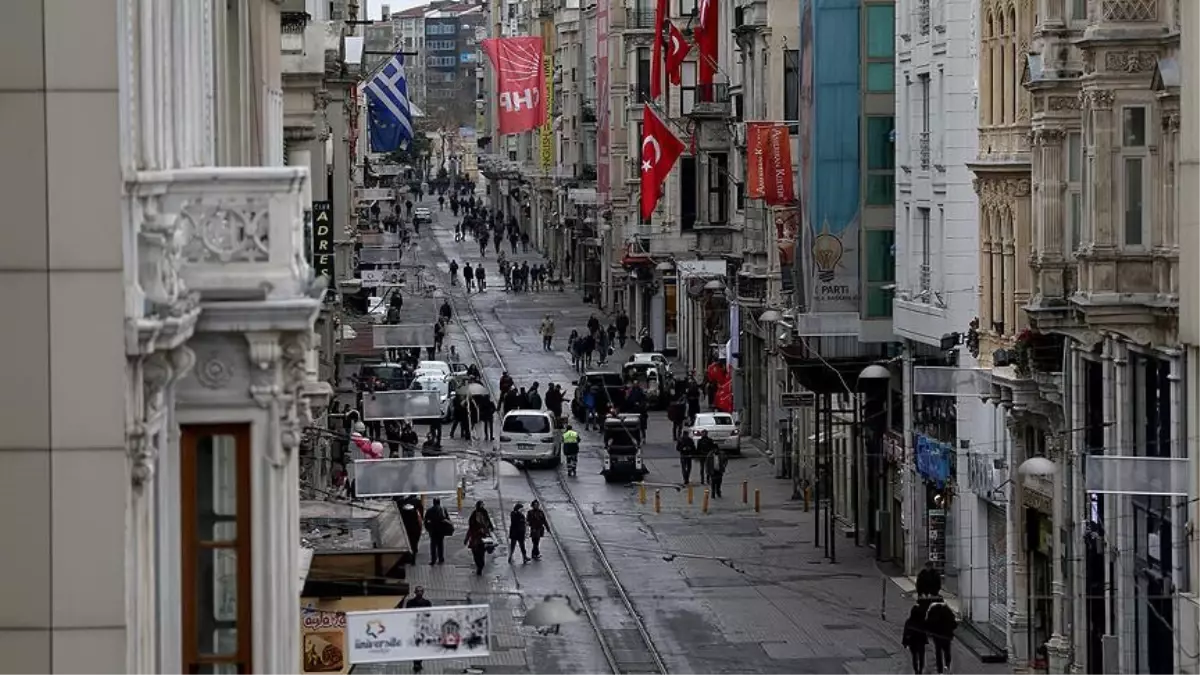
424,499,451,565
403,587,434,673
696,430,718,486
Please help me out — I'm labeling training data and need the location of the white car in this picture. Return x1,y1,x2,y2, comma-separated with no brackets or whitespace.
410,374,452,421
367,296,388,323
414,207,432,223
417,360,452,377
688,412,741,454
498,410,561,467
631,352,672,374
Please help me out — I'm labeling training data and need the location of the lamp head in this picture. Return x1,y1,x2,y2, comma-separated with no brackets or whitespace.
1018,456,1057,478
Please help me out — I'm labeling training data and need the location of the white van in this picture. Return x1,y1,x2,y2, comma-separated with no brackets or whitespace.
498,410,561,468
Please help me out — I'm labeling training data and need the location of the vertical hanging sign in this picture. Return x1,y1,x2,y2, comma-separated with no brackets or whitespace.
540,52,554,172
312,200,335,282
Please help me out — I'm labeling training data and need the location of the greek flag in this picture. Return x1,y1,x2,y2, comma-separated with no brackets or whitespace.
365,53,414,153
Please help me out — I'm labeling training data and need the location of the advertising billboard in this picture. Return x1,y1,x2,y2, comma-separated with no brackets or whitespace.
359,247,403,265
362,390,445,421
347,605,491,664
372,324,437,348
312,201,334,281
352,456,460,497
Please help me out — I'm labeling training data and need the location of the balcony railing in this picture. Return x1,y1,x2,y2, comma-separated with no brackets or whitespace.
919,264,931,295
581,104,597,123
629,82,652,104
132,167,312,302
687,83,732,117
579,164,598,180
736,274,768,306
626,9,656,29
919,131,930,170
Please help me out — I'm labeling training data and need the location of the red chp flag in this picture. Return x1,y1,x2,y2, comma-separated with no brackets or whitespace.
640,105,685,221
666,22,691,85
695,0,718,93
650,0,668,99
764,123,796,205
481,37,546,135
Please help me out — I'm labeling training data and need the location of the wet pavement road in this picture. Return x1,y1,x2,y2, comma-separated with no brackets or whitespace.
361,197,1009,675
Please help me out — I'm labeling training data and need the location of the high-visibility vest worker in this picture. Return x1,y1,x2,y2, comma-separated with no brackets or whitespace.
562,427,580,456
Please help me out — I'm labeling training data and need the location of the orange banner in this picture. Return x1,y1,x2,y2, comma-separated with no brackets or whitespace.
764,124,796,205
746,123,769,200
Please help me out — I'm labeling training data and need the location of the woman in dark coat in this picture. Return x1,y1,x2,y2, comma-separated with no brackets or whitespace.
464,501,495,575
507,503,529,564
902,604,928,674
526,500,549,560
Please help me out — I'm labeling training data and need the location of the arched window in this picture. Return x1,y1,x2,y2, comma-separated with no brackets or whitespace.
1008,6,1018,123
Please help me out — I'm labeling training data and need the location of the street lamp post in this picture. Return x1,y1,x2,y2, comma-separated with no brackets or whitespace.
858,364,891,558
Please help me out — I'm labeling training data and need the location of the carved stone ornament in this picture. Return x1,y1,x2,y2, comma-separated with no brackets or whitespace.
179,195,272,264
1033,97,1045,113
130,346,196,488
1104,50,1158,74
1048,96,1081,112
1162,112,1181,133
1080,89,1115,110
195,351,235,389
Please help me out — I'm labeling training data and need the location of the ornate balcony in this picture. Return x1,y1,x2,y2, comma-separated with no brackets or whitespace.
130,168,315,306
687,83,732,119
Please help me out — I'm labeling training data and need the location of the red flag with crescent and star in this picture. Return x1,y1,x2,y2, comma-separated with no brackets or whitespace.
695,0,718,94
650,0,668,99
666,22,690,85
639,104,685,222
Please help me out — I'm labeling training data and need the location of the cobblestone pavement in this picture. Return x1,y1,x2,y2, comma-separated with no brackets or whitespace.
356,197,1010,674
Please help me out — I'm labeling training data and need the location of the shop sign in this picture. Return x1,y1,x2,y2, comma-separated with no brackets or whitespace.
914,434,952,487
346,605,491,664
312,201,334,281
882,432,904,465
780,391,814,408
302,608,349,674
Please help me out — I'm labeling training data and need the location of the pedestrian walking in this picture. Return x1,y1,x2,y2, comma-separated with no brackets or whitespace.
925,597,957,674
706,442,728,497
475,265,486,291
668,395,687,440
449,259,459,283
478,395,496,441
398,496,424,555
463,263,474,291
424,498,452,565
696,429,716,484
616,311,629,347
404,587,434,673
916,561,943,607
676,431,695,483
902,604,928,674
540,314,556,350
527,500,548,559
465,501,495,576
507,503,530,564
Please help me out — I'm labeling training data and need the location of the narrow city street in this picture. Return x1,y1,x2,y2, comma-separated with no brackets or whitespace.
360,198,1011,674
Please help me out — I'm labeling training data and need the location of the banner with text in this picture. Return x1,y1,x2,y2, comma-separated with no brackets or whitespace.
745,123,768,200
346,605,491,664
312,201,334,281
481,37,546,135
774,206,800,295
764,124,796,205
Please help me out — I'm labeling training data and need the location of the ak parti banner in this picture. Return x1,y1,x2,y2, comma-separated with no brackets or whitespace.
481,37,546,135
764,123,795,205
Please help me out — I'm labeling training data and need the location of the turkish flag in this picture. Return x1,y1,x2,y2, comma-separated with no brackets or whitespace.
666,22,691,85
650,0,667,99
639,105,685,222
695,0,718,92
481,37,546,135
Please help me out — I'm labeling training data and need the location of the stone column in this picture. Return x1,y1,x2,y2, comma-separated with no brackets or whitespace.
1013,181,1033,331
1002,207,1017,332
1005,412,1032,670
980,36,992,127
1045,432,1071,673
1038,130,1066,256
992,206,1006,332
979,202,994,329
1086,90,1116,247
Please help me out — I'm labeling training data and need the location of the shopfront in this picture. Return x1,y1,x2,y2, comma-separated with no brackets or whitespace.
913,433,952,577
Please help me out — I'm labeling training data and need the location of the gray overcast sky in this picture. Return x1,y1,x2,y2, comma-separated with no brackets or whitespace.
365,0,428,19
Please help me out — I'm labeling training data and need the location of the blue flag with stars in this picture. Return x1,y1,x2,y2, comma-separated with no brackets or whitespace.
365,53,414,153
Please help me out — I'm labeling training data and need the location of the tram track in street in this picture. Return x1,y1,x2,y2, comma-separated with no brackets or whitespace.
442,267,669,675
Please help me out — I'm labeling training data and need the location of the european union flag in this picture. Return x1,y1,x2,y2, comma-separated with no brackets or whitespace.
365,53,413,153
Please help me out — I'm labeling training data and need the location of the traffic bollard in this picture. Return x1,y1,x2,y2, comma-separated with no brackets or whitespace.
687,484,694,505
702,489,710,514
754,489,761,513
804,486,811,512
639,482,647,505
742,481,748,504
654,490,661,514
457,487,464,511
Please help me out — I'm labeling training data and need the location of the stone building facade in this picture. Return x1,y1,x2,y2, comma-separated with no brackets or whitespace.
0,0,323,671
972,0,1186,671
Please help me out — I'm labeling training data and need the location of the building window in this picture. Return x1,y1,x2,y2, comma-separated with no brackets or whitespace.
864,229,895,318
679,156,697,230
182,424,253,674
708,153,728,224
1069,0,1088,21
679,61,697,115
636,48,651,102
865,116,895,206
1066,131,1083,252
918,207,931,293
918,74,930,169
784,50,800,130
1121,106,1148,246
865,4,895,92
